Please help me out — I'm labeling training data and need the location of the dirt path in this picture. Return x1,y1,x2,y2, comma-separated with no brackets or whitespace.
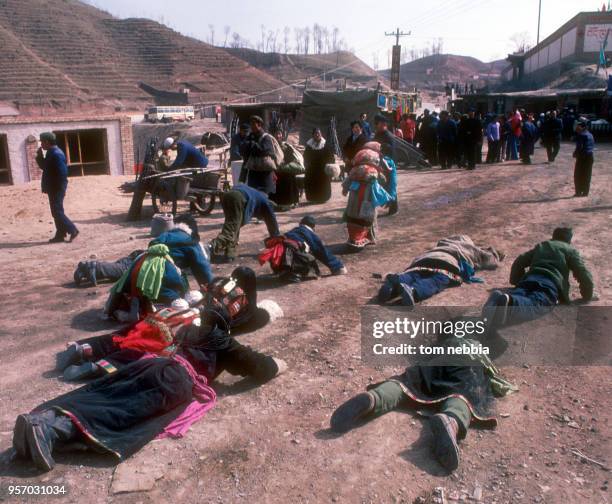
0,142,610,503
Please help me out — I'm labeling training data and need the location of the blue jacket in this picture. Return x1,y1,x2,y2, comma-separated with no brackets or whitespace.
150,228,213,287
437,119,458,143
574,131,595,157
171,141,209,169
285,225,344,272
235,184,280,237
41,146,68,194
121,254,185,303
230,133,247,161
361,120,373,139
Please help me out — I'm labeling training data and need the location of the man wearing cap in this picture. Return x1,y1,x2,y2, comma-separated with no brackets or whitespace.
230,123,250,162
36,132,79,243
484,227,594,328
239,115,277,195
209,183,280,263
163,137,209,170
573,120,595,197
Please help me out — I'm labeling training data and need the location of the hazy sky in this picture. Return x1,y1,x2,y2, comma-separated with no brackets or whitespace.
86,0,598,66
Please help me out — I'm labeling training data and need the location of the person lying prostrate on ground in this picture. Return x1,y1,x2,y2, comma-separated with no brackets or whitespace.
484,227,595,328
163,137,209,169
74,250,144,287
378,235,503,306
13,292,287,472
209,184,280,263
259,215,347,282
330,334,517,472
105,215,213,320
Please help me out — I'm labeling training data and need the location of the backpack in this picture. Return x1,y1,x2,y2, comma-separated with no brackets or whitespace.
264,133,286,166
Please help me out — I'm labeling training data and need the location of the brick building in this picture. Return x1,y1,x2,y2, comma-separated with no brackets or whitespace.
0,114,134,185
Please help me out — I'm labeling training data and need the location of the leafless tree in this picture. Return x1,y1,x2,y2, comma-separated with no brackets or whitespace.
372,52,379,71
260,24,266,52
208,24,215,45
322,26,330,53
223,25,231,47
303,26,311,54
332,26,339,52
510,31,532,53
294,27,303,54
284,26,291,53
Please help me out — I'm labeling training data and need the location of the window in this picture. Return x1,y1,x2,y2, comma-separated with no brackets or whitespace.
54,128,109,177
0,134,11,185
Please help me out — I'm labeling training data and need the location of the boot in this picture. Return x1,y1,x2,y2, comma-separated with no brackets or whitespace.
19,410,77,471
63,362,102,382
55,343,84,372
330,392,376,433
430,413,461,472
85,261,98,286
73,262,88,286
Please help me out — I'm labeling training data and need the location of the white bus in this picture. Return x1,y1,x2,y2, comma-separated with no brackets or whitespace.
145,106,195,123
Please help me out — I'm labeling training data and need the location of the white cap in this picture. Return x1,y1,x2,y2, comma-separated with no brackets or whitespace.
185,290,204,306
162,137,175,150
170,298,189,310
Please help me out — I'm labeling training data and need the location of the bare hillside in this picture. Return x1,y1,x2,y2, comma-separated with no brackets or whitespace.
0,0,290,113
226,49,380,89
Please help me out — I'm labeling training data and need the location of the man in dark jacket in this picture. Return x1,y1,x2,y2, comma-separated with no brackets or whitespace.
210,184,279,263
484,227,594,328
460,111,482,170
342,121,367,167
573,120,595,197
239,115,277,195
542,110,563,163
437,111,458,169
37,132,79,243
164,138,209,169
519,114,539,165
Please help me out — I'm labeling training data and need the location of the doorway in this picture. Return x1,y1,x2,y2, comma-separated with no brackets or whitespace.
0,134,12,185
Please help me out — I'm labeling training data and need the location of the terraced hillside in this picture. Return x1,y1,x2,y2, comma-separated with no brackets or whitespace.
0,0,290,112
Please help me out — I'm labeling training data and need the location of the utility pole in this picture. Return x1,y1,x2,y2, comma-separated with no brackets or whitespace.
385,28,411,90
536,0,542,45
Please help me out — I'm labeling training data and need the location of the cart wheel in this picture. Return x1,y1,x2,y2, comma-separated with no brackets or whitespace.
191,193,216,216
152,192,178,215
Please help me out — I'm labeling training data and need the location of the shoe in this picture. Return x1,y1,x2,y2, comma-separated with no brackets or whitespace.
271,357,287,377
48,236,65,243
73,262,87,286
13,414,30,459
63,362,101,381
399,283,416,306
86,261,98,286
332,266,348,276
68,230,79,242
55,343,83,372
25,416,57,471
378,277,397,304
486,290,510,327
430,413,460,472
330,392,375,433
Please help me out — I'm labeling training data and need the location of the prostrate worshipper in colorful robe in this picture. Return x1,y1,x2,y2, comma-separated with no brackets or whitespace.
330,334,517,473
378,235,503,306
258,215,347,282
11,267,286,472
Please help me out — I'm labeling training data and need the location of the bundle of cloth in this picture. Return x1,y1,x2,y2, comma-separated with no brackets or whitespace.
12,267,286,472
342,142,394,249
258,215,346,283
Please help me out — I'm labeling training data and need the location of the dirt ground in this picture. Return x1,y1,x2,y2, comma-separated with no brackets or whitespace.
0,142,610,504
